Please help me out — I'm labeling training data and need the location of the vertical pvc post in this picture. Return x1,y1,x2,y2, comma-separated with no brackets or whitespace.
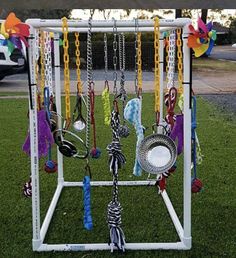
53,33,64,184
28,27,41,251
158,33,164,129
182,23,192,249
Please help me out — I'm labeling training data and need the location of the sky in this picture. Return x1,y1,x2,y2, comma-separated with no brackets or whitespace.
71,9,236,26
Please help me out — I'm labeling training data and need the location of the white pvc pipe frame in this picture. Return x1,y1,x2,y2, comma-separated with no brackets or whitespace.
26,18,192,252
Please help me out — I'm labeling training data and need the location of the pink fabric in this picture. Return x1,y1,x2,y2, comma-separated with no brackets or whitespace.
22,110,54,158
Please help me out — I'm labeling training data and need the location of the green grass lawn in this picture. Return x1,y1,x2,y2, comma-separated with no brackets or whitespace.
0,92,28,97
193,57,236,72
0,94,236,258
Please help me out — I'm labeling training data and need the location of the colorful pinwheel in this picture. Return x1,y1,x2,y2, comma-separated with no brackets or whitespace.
188,18,217,57
0,12,30,55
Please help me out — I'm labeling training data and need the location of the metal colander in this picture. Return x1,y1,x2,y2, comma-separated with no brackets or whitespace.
137,134,177,175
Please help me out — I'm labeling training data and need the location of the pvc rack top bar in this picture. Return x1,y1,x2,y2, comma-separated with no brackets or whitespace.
42,27,176,33
26,18,192,31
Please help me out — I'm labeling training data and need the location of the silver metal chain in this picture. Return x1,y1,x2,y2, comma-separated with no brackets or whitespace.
134,19,138,95
166,30,176,90
118,33,127,125
86,18,92,150
118,33,122,71
113,19,118,96
35,29,40,62
118,33,126,96
122,33,125,72
44,31,53,96
104,33,108,81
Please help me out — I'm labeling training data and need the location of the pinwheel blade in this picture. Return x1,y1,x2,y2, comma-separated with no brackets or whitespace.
14,23,30,37
188,35,202,48
193,42,209,57
198,17,208,34
205,39,214,56
5,12,21,31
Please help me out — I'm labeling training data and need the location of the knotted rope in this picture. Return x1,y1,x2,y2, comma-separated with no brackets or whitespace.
83,164,93,230
107,107,126,252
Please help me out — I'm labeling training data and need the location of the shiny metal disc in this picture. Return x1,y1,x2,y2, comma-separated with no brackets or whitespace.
137,134,177,174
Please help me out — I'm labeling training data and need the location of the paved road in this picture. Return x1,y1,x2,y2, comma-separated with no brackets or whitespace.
0,69,154,82
0,69,235,95
210,45,236,62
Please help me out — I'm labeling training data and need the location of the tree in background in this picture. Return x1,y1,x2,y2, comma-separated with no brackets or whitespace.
201,9,208,24
229,18,236,43
0,9,72,21
175,9,182,19
101,9,112,20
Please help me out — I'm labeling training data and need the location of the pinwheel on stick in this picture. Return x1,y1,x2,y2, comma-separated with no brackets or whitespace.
188,18,217,57
0,12,30,55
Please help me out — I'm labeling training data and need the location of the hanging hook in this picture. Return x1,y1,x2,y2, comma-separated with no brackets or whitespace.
135,18,139,34
84,162,92,178
112,18,117,32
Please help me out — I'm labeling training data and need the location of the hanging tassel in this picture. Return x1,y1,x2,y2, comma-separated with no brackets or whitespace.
106,154,125,252
107,201,126,252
